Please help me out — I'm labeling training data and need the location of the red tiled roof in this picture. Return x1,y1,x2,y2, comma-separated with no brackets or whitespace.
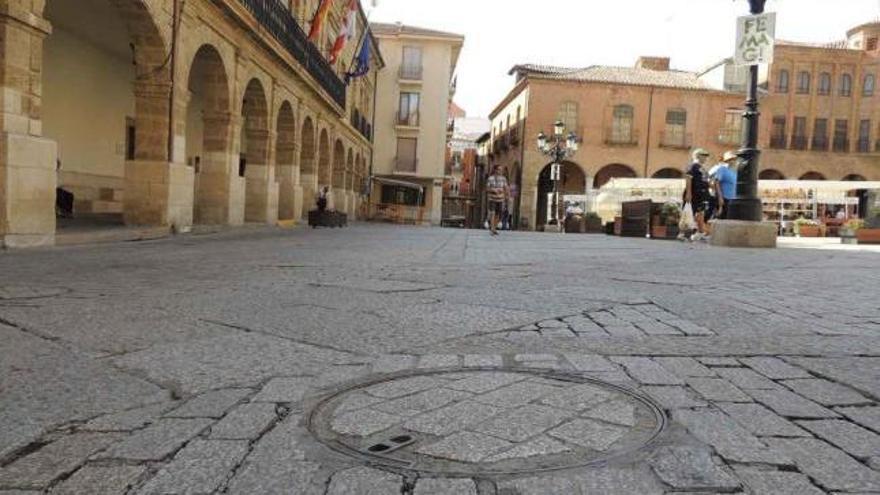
511,64,716,91
776,39,851,50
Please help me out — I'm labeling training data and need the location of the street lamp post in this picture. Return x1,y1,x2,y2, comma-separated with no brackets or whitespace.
728,0,767,222
537,120,579,228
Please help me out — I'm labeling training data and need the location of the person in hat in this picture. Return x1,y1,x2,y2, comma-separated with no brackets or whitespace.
684,148,712,241
711,151,739,220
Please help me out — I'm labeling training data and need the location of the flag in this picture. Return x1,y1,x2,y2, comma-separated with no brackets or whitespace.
345,35,371,84
329,0,358,64
307,0,333,43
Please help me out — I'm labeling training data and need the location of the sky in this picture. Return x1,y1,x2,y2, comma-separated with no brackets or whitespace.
370,0,880,118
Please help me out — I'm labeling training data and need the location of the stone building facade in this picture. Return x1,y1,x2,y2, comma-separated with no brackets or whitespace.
0,0,381,248
370,22,463,225
489,22,880,231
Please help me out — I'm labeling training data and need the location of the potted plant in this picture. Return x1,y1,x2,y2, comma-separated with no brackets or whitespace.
793,217,821,237
658,203,682,240
584,212,603,233
840,218,863,245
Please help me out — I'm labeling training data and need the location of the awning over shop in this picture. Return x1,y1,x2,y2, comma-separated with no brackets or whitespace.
371,176,425,193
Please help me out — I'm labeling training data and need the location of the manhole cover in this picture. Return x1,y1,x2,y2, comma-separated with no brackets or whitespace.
308,368,666,476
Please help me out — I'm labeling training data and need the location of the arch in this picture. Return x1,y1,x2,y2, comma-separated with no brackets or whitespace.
594,163,637,189
799,171,826,181
332,139,346,190
842,174,867,181
300,117,316,175
317,128,331,186
186,44,232,224
536,161,587,228
241,78,271,223
276,100,297,220
759,169,786,180
652,168,683,179
43,0,171,229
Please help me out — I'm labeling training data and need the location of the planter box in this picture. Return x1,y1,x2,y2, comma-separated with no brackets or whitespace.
651,225,667,239
585,217,603,233
798,225,821,237
857,229,880,244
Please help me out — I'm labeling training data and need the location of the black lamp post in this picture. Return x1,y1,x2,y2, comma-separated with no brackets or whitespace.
728,0,768,222
537,120,579,227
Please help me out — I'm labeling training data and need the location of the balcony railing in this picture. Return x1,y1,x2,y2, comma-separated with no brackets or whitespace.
399,65,423,80
500,134,510,150
239,0,346,109
394,157,418,173
812,138,829,151
397,112,420,127
769,135,787,149
832,138,850,153
857,138,871,153
604,128,640,146
509,125,520,145
658,131,692,149
717,127,741,145
790,135,808,151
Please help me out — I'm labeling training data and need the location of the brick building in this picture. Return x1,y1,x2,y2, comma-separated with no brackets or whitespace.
0,0,381,247
489,22,880,231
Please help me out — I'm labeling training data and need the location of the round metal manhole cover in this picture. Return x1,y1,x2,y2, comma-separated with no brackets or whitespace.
308,368,666,476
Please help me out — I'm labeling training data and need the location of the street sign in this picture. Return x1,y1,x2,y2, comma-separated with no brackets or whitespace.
550,163,561,181
735,12,776,66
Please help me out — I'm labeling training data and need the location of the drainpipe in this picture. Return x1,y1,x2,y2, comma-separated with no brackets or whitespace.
643,86,655,178
167,0,181,162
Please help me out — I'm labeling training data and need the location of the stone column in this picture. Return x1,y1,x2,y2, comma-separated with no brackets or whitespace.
243,128,277,224
0,4,57,247
197,111,237,225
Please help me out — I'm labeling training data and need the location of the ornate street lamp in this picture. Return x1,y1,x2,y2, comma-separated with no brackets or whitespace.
537,120,579,228
728,0,768,222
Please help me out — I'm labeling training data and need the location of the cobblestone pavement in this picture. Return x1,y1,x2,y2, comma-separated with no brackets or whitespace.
1,225,879,494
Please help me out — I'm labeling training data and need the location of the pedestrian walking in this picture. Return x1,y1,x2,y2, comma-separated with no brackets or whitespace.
486,165,510,237
712,151,739,220
684,148,712,241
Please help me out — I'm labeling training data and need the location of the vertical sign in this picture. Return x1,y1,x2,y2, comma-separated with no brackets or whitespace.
735,12,776,66
551,163,561,181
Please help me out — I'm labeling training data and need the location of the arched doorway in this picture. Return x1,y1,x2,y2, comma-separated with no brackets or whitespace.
536,161,586,228
652,168,683,179
43,0,169,227
759,169,786,180
594,164,637,189
241,78,272,223
276,101,297,221
186,45,232,225
842,174,867,181
318,129,331,187
799,172,826,181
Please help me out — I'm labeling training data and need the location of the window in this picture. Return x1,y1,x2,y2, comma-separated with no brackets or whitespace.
395,137,418,172
858,120,871,152
840,74,853,97
792,117,807,150
818,73,831,95
557,101,578,133
833,119,849,152
719,108,742,145
869,37,879,51
398,92,420,126
770,116,787,149
812,118,828,151
797,71,811,94
777,70,789,93
663,108,687,147
864,74,875,97
381,184,424,206
611,105,634,143
400,46,422,79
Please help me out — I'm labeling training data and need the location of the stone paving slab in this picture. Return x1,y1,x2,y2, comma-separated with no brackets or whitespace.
611,357,684,385
403,400,504,436
715,402,809,437
0,433,121,490
326,466,403,495
733,467,826,495
745,387,840,419
673,409,791,465
837,406,880,432
413,478,477,495
96,419,212,462
781,378,871,406
642,386,709,410
415,431,514,463
51,465,147,495
766,437,880,492
251,378,313,403
208,403,278,440
135,439,249,495
795,419,880,459
648,446,740,492
472,404,573,442
547,419,627,451
165,389,252,419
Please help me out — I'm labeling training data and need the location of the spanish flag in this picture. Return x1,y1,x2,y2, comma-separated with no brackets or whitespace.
329,0,358,64
308,0,333,43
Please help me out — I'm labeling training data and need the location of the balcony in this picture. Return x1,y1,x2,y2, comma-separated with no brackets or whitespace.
500,134,510,150
396,112,420,128
769,135,787,149
857,138,871,153
394,156,418,173
658,131,692,150
811,138,829,151
790,135,808,151
604,128,640,146
238,0,346,109
399,65,423,81
508,125,520,145
832,139,850,153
